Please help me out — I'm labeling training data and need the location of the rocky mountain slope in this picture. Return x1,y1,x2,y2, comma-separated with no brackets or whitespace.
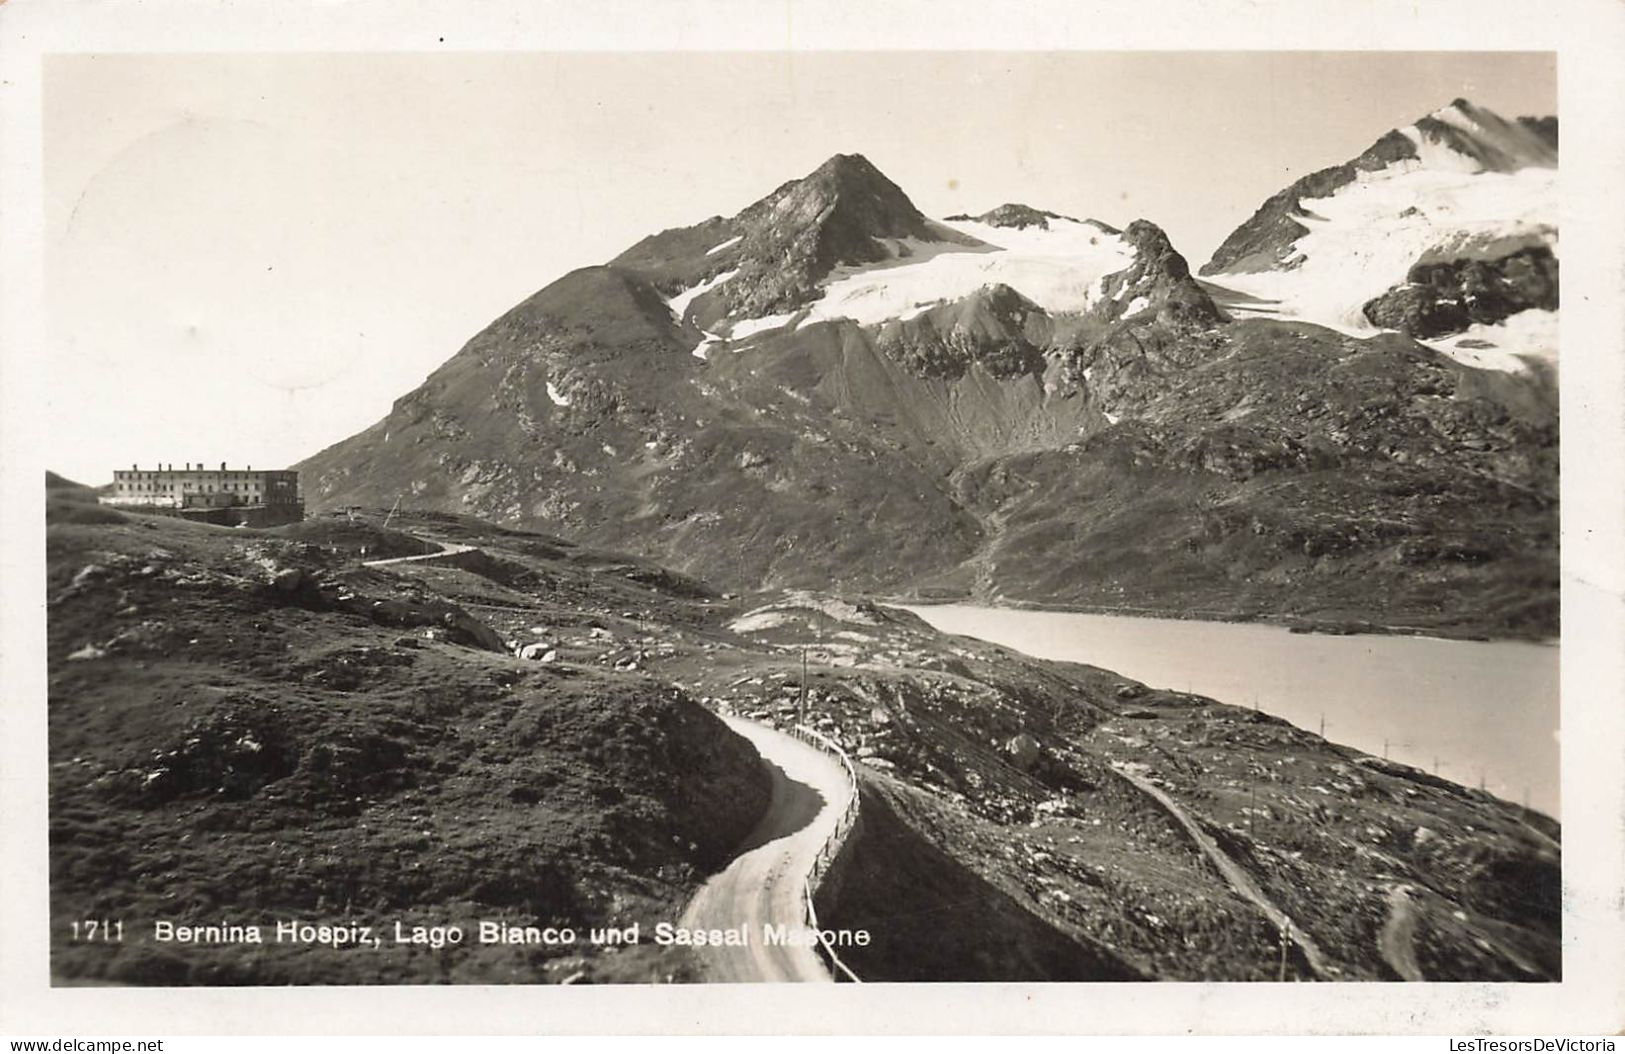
48,498,1560,983
1200,99,1559,374
300,121,1557,639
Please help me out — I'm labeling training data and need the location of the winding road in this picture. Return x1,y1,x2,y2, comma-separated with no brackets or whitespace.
365,534,855,980
679,715,852,983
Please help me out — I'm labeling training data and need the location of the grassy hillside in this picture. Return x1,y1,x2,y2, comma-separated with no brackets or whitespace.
47,508,770,984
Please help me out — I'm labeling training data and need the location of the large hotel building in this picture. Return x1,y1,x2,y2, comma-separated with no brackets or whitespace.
103,462,302,520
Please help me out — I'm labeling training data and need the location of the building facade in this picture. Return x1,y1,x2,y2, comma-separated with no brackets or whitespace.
104,463,301,511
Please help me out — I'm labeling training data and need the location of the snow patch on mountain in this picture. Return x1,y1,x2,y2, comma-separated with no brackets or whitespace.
693,331,727,360
545,382,572,407
726,311,800,340
667,268,738,322
1207,164,1557,338
706,235,743,256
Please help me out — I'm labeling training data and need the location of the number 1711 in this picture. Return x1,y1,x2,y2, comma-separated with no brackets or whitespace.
69,920,124,941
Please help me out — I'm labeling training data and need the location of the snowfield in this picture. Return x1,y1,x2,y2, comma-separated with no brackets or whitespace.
1210,165,1556,333
802,217,1135,327
714,217,1137,342
1206,161,1557,372
1426,309,1558,373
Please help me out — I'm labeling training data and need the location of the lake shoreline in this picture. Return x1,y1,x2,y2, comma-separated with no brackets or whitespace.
877,591,1559,647
889,600,1561,819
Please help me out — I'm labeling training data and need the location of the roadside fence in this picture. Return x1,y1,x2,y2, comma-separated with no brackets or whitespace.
787,723,863,983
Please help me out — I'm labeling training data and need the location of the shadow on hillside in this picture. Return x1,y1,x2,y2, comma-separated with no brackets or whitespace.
815,781,1148,982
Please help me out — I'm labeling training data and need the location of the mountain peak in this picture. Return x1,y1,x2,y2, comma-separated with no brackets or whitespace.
686,153,944,318
1203,99,1557,276
1411,99,1556,173
611,151,948,321
763,151,926,229
810,151,883,178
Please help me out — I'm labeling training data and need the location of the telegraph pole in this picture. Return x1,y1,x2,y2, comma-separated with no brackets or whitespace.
799,646,809,728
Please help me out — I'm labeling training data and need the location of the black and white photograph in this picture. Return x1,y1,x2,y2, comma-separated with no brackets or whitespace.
2,0,1623,1040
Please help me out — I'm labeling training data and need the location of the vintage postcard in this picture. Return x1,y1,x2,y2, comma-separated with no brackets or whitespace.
1,0,1621,1038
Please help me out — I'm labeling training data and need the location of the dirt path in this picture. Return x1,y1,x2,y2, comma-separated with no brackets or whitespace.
678,716,852,983
361,542,475,568
1111,763,1335,979
1379,883,1426,981
1378,883,1543,980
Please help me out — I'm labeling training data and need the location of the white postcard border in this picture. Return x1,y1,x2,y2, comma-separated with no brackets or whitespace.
2,0,1622,1036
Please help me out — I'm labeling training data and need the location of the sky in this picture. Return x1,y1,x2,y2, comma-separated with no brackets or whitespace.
44,51,1556,485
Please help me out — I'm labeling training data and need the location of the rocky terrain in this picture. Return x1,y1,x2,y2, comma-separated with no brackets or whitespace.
48,491,1560,984
925,319,1558,638
298,108,1559,639
1363,245,1559,339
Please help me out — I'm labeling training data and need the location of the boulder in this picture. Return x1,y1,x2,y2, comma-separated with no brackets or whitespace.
1005,733,1041,771
518,643,558,663
439,611,506,653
